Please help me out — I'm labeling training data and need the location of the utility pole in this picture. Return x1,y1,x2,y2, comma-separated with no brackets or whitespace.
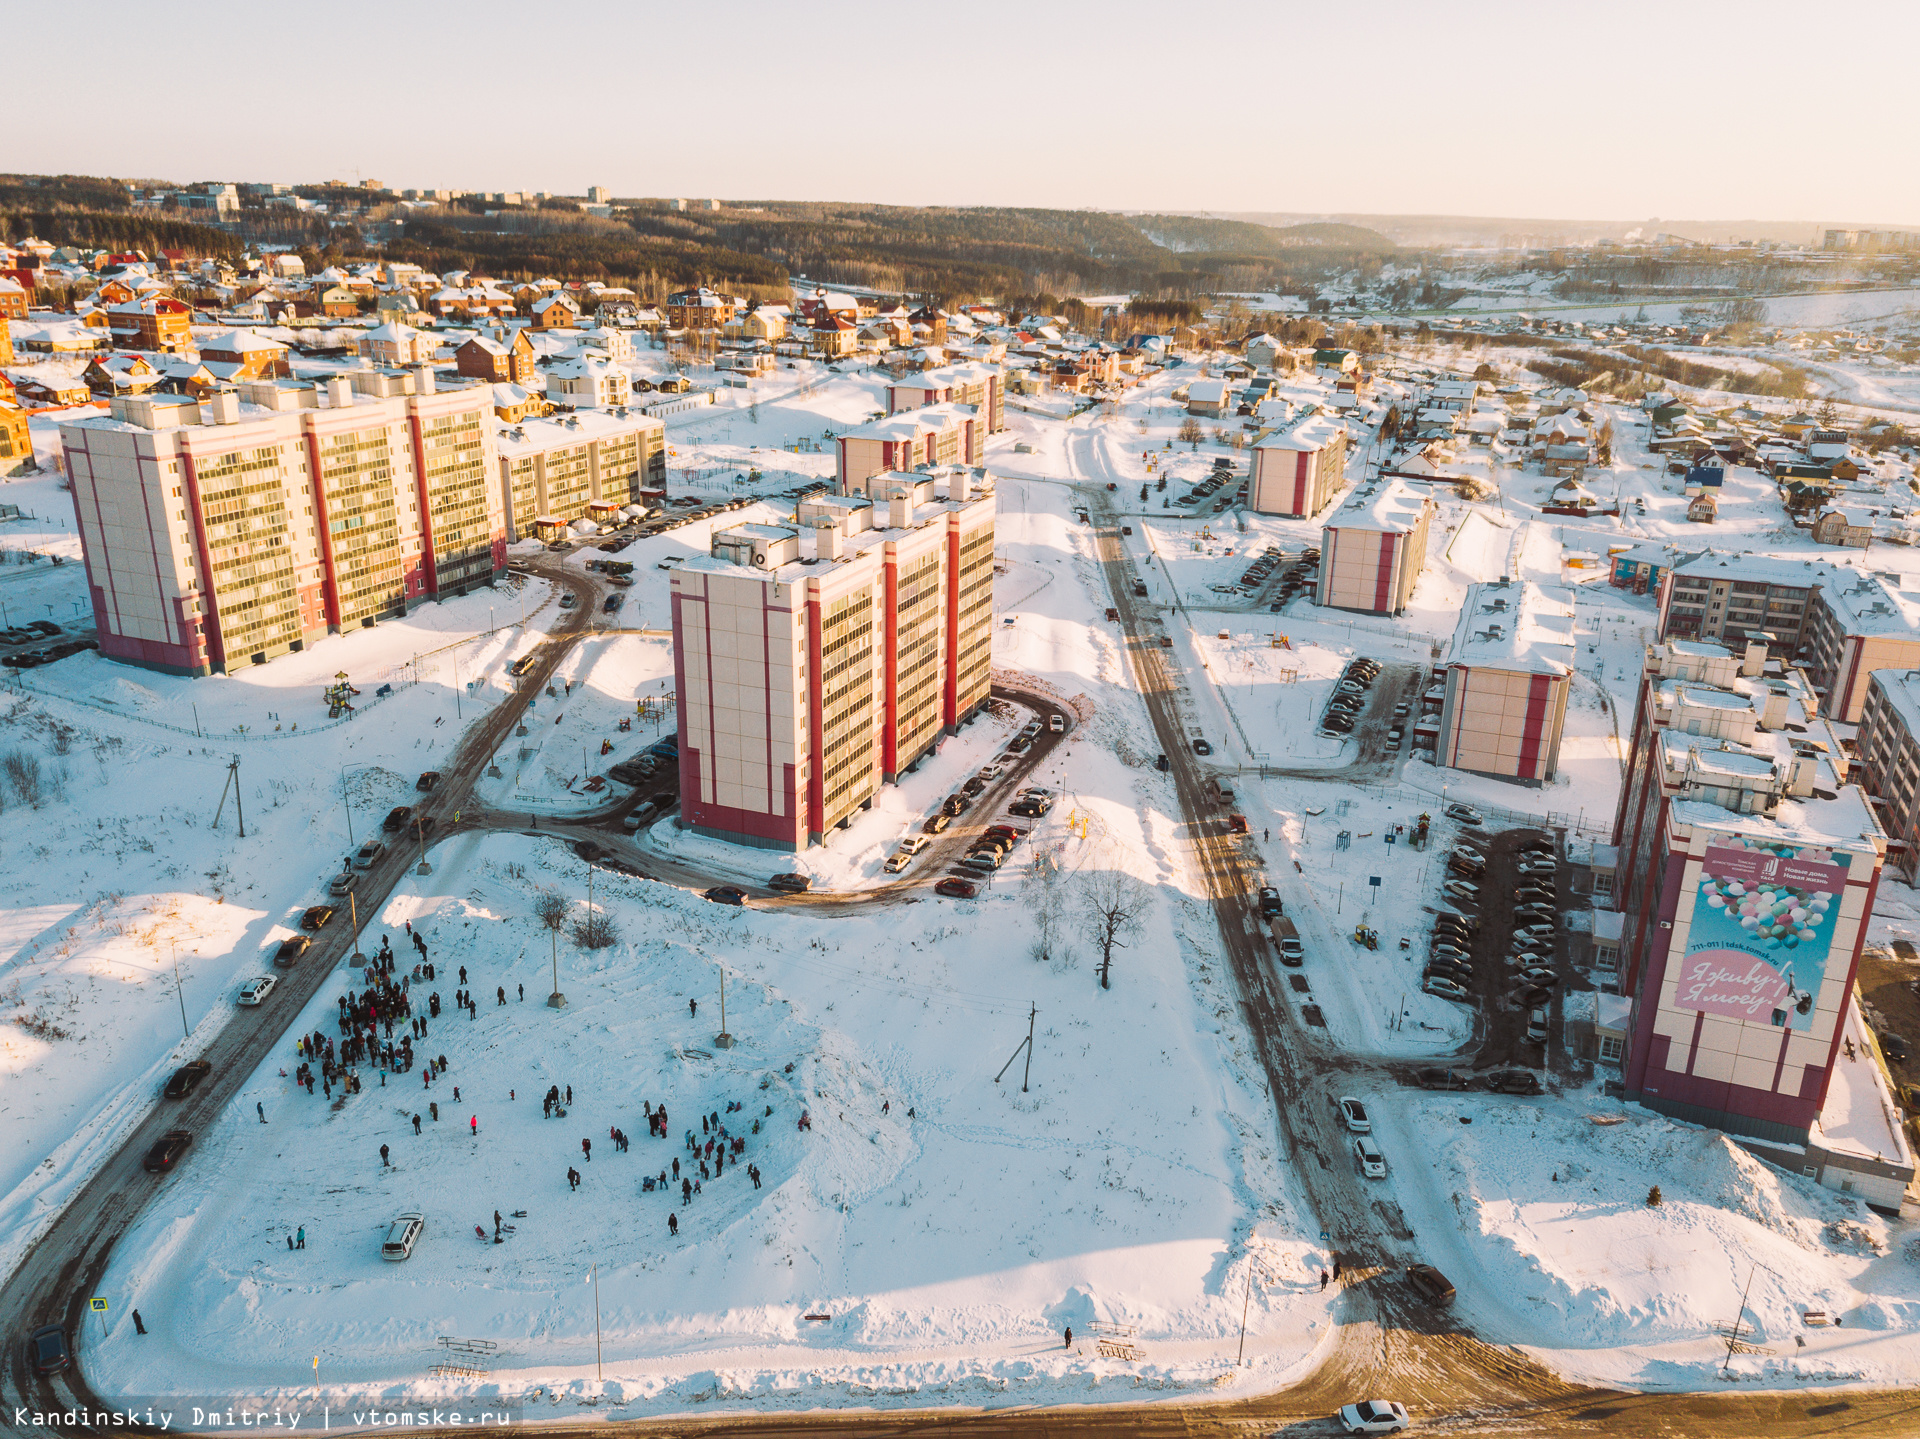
591,1263,602,1382
232,758,244,838
348,889,365,967
714,961,733,1049
1021,1001,1035,1092
170,941,192,1042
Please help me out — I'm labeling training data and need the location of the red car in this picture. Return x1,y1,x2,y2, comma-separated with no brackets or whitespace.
935,878,978,899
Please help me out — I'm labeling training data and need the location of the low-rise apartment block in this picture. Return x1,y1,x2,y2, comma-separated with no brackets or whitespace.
835,405,981,492
496,410,666,541
1656,551,1840,655
670,469,995,851
885,363,1005,433
1434,580,1575,785
1799,570,1920,722
1250,410,1347,518
1315,480,1433,616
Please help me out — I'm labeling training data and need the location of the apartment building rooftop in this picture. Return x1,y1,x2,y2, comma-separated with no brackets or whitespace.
496,406,662,456
1865,666,1920,737
1817,570,1920,638
1255,408,1346,452
1669,550,1853,589
1448,579,1576,674
1332,476,1431,533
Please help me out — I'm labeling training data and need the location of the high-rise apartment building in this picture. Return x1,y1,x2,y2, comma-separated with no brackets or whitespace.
670,468,995,850
61,375,504,676
495,410,666,541
1610,640,1898,1188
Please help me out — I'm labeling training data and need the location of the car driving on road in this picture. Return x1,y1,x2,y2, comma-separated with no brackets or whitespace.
703,886,748,906
1337,1399,1409,1434
237,976,277,1006
163,1060,211,1099
27,1324,71,1376
142,1128,193,1173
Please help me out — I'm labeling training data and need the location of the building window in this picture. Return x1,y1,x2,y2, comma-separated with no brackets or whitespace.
1598,1035,1623,1064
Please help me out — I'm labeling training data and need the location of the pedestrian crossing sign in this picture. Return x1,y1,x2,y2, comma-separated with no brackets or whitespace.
90,1297,108,1313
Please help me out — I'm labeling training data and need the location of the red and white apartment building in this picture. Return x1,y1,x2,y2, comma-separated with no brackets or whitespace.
1314,479,1434,616
670,468,995,851
835,404,982,492
1250,409,1348,518
61,372,503,675
1609,637,1911,1208
885,363,1005,433
1430,580,1575,785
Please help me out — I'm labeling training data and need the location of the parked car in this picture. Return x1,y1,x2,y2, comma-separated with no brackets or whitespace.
1352,1136,1387,1179
703,886,748,906
1338,1097,1371,1133
142,1128,194,1173
935,878,979,899
767,873,812,893
1516,966,1559,987
163,1060,212,1099
1441,882,1479,905
352,839,385,870
273,935,311,967
27,1324,71,1376
1278,938,1305,966
882,850,916,873
897,835,931,857
381,1213,425,1262
300,905,335,932
1417,1067,1474,1091
1259,886,1283,918
1192,738,1212,755
923,812,953,834
1444,803,1482,825
1512,923,1556,943
1407,1264,1456,1305
1527,1005,1551,1043
1881,1032,1910,1062
603,594,624,614
962,776,989,796
1422,977,1470,1003
1483,1069,1544,1095
328,870,357,897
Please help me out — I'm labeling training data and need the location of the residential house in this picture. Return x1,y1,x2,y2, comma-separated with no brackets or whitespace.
11,373,90,406
808,314,860,359
1687,492,1718,523
544,354,632,411
0,276,28,320
197,330,290,380
1812,507,1873,549
723,307,786,345
489,383,548,424
530,293,582,331
455,331,537,387
666,287,737,330
105,297,193,353
495,408,666,539
83,353,163,397
1312,348,1357,377
357,323,436,367
1244,333,1283,370
0,392,31,474
1656,552,1839,654
1185,377,1232,417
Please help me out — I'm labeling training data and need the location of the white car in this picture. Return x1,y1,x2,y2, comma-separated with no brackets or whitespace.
882,850,916,874
381,1213,424,1262
1337,1399,1410,1433
898,835,931,856
237,976,277,1006
1338,1097,1371,1133
1353,1136,1388,1179
1422,977,1470,1003
1048,714,1065,732
1444,803,1482,825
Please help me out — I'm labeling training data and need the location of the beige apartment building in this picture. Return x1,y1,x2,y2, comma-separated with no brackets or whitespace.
1799,570,1920,722
61,375,503,676
496,410,666,540
1250,409,1347,518
670,469,995,850
1315,480,1434,616
1432,580,1575,786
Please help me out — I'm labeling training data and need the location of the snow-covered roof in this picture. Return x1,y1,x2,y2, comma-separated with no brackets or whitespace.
1327,478,1431,535
1447,580,1575,676
1819,571,1920,639
1255,410,1346,454
496,407,662,457
1669,551,1852,591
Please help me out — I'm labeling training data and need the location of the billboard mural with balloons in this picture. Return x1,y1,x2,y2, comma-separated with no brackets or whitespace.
1673,837,1847,1033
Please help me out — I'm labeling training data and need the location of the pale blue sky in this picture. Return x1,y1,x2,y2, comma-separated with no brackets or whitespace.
18,0,1919,224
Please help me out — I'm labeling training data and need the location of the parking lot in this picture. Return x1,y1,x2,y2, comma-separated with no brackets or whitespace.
1422,821,1586,1074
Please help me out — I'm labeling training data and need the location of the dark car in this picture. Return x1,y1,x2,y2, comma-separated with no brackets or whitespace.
1259,886,1283,918
142,1128,194,1173
28,1325,70,1376
1483,1069,1543,1095
382,805,414,832
603,594,623,614
767,873,812,893
942,793,971,815
703,886,748,906
962,776,989,796
416,771,441,792
1417,1068,1475,1091
300,905,335,932
1407,1264,1456,1304
409,815,438,841
923,812,953,834
935,878,979,899
1882,1033,1911,1063
163,1060,212,1100
1192,738,1212,756
274,934,311,967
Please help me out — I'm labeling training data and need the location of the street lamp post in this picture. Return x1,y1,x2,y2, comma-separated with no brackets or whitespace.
170,941,192,1042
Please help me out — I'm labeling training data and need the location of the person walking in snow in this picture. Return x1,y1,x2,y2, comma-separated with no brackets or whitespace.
689,998,697,1019
413,1114,421,1134
1319,1269,1328,1291
296,1226,305,1249
582,1137,591,1163
470,1115,478,1136
567,1167,580,1191
380,1144,390,1167
497,986,506,1006
257,1101,267,1124
668,1212,678,1236
1063,1326,1072,1349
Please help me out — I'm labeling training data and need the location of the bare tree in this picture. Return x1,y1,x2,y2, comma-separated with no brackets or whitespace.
571,911,620,949
534,890,567,999
1027,854,1071,968
1078,863,1151,990
1178,415,1203,448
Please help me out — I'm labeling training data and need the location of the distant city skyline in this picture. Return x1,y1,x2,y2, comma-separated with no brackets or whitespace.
17,0,1920,226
